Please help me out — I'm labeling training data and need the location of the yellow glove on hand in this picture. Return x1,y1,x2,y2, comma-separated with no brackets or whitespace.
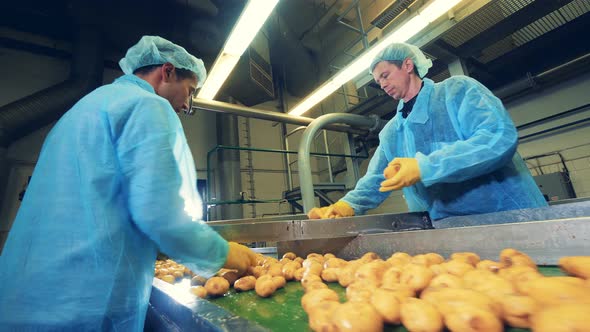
307,206,330,219
379,158,421,192
324,201,354,219
224,242,257,276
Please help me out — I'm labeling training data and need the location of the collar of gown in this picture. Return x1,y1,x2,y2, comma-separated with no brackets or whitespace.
115,74,156,94
394,78,434,130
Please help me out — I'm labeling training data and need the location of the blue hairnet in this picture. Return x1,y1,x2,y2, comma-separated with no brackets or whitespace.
120,35,207,88
369,42,433,78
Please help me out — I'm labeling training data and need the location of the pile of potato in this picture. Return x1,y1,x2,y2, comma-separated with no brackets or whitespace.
158,251,590,332
297,250,590,332
154,258,194,283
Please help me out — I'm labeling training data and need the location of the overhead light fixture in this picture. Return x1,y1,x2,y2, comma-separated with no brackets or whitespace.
197,0,279,100
288,0,463,116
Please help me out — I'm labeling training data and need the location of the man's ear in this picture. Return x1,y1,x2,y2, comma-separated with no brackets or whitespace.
161,63,175,82
404,59,415,74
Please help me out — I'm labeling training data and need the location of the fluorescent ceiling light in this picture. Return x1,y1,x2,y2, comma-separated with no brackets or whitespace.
197,0,279,100
288,0,463,116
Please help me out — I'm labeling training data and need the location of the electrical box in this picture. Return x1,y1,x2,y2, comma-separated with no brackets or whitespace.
533,172,576,202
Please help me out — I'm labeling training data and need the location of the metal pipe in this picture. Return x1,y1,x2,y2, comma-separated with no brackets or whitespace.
516,103,590,130
519,117,590,140
192,98,369,135
298,113,383,212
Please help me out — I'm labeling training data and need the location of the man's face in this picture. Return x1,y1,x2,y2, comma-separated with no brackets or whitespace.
160,69,198,114
372,60,411,101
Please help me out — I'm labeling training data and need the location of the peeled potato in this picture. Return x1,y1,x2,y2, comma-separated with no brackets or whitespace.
332,301,383,332
354,260,389,286
400,297,443,332
282,252,297,260
420,288,502,317
499,294,538,328
425,253,445,265
381,266,402,288
321,268,340,282
476,260,504,273
523,277,590,305
272,276,286,289
451,252,481,266
301,288,339,313
346,281,377,302
442,260,474,277
160,274,175,284
234,276,256,292
531,303,590,332
307,300,339,332
255,275,277,298
499,248,536,269
190,286,207,298
370,288,401,324
205,277,230,296
304,281,329,293
428,273,463,289
443,305,502,332
400,263,434,292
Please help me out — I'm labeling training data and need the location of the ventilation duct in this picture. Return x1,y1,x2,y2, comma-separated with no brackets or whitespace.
223,34,275,107
370,0,417,29
0,25,103,147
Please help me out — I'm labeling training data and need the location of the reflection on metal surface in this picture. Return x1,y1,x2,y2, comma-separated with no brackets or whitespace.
278,217,590,264
209,212,432,243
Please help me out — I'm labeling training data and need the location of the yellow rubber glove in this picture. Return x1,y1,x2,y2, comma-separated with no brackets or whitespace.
379,158,421,192
307,206,330,219
224,242,257,276
307,201,354,219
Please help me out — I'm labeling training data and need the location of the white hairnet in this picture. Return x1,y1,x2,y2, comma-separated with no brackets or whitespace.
119,36,207,88
369,42,433,78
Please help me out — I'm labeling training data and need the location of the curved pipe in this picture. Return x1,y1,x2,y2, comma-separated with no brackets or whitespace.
192,98,369,136
298,113,384,212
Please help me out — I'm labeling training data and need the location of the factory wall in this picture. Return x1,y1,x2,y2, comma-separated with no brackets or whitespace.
507,70,590,200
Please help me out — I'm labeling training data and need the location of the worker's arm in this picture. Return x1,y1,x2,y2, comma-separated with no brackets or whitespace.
340,145,391,215
117,97,227,277
416,76,518,187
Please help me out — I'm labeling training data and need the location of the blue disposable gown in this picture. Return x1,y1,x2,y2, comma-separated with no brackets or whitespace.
0,75,228,331
342,76,547,220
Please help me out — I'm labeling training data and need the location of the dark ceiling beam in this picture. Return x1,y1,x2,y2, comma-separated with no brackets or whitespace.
457,0,576,58
486,11,590,86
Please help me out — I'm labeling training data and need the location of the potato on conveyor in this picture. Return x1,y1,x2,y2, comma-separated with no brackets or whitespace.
400,263,434,292
498,294,538,328
522,277,590,305
559,256,590,279
331,301,383,332
428,273,463,289
370,288,401,324
441,259,474,277
160,274,175,284
304,282,329,293
531,303,590,332
234,276,256,292
476,259,504,273
307,300,339,332
282,252,296,260
420,287,502,317
345,281,377,302
443,305,502,332
499,248,536,269
271,276,286,289
189,286,207,298
320,268,340,282
451,252,481,266
301,288,339,313
400,297,443,332
255,275,277,297
205,276,230,296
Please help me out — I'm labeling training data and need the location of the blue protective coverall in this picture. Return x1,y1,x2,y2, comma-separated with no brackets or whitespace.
0,75,228,331
342,76,547,220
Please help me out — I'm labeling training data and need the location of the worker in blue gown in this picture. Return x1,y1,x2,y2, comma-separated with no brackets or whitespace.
0,36,258,331
308,42,547,221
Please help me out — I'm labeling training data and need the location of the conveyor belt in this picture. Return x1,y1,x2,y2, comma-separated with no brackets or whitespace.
146,267,565,332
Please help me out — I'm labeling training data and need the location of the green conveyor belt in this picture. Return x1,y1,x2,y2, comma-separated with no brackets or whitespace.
207,266,564,332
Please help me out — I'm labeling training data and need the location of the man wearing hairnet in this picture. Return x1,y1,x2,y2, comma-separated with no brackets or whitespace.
308,42,546,220
0,36,257,331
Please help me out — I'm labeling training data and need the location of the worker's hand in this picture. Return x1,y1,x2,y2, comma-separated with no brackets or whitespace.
307,201,354,219
224,242,257,276
307,206,330,219
379,158,421,192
